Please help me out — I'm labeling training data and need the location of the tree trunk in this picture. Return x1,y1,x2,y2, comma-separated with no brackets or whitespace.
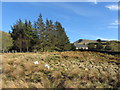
2,49,4,53
27,47,29,52
43,45,44,52
20,48,22,52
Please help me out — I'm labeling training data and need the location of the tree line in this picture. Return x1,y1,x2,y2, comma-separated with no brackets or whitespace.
1,14,76,52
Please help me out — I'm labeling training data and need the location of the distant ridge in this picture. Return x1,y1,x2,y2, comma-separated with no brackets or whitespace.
74,39,97,45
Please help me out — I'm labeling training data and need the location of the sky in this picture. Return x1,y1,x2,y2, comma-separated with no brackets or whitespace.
1,1,119,43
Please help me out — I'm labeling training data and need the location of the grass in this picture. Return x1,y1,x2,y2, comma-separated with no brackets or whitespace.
1,51,120,88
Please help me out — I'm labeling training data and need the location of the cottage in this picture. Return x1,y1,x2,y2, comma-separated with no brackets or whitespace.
74,44,88,50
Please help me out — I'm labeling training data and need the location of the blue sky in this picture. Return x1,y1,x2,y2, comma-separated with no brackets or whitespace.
2,2,119,43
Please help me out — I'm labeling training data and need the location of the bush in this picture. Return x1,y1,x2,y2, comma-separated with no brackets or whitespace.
96,43,103,50
87,43,95,50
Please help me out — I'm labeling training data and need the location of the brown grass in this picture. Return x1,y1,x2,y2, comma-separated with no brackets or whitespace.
1,51,120,88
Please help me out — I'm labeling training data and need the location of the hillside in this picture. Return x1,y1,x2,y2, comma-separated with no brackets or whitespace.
1,51,120,88
0,31,13,52
74,39,97,45
74,39,120,52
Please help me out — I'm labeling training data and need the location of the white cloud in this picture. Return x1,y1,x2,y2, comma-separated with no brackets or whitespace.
105,4,120,10
107,26,118,28
107,20,119,29
111,20,120,25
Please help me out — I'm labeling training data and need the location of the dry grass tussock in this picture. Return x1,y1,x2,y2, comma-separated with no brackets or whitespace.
1,51,120,88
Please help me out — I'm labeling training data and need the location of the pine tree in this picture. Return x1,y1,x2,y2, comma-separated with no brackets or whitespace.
32,21,39,51
45,19,56,51
24,20,34,52
11,19,24,52
54,21,71,51
11,19,34,52
36,14,46,51
10,14,73,52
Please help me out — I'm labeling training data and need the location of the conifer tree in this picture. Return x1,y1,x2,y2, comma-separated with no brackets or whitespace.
11,19,24,52
45,19,56,51
54,21,71,51
11,14,73,52
24,20,34,52
36,14,46,51
11,19,34,52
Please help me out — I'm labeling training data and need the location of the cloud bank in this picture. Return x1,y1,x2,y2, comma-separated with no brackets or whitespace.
105,4,120,10
107,20,119,29
111,20,120,25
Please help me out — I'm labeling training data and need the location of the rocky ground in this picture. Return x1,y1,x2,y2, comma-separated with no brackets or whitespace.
1,51,120,88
